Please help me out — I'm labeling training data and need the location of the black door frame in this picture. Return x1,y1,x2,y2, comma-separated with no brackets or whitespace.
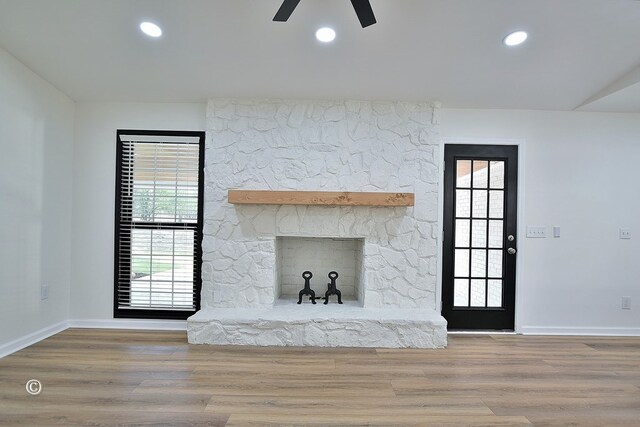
441,144,519,330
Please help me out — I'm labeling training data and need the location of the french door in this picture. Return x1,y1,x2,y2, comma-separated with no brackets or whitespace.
442,145,518,330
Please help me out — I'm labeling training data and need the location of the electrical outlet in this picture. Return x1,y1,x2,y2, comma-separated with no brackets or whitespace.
622,296,631,310
41,285,49,300
526,226,547,238
619,228,632,240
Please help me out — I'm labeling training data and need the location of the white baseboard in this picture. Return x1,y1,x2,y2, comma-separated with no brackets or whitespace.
67,318,187,331
0,321,68,359
519,326,640,336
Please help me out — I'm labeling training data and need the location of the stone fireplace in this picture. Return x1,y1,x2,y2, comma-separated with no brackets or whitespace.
187,99,447,348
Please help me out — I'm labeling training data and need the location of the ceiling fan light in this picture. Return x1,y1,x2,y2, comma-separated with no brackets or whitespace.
503,31,528,46
315,27,336,43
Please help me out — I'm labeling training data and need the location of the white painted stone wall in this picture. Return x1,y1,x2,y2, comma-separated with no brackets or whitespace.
201,98,441,311
192,98,446,348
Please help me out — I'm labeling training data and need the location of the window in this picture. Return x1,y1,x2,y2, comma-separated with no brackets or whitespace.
114,130,204,319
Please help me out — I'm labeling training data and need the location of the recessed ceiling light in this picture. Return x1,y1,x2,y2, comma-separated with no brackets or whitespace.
140,21,162,38
315,27,336,43
503,31,528,47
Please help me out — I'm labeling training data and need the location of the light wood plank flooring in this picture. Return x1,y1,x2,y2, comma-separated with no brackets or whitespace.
1,329,639,426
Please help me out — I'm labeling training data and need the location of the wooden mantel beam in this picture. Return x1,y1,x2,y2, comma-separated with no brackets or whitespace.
228,190,415,207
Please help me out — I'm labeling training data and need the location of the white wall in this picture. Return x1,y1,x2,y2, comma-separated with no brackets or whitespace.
441,109,640,334
0,47,74,349
70,102,205,321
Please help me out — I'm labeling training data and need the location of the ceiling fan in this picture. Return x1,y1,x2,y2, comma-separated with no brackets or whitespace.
273,0,377,28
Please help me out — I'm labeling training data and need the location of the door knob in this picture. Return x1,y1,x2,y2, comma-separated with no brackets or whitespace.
507,247,517,255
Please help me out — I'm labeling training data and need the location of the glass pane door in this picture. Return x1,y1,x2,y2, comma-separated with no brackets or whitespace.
442,144,518,330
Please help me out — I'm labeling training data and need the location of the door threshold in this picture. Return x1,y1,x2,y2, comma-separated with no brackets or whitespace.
448,330,517,335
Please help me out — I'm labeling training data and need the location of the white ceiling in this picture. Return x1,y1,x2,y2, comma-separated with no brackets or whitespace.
0,0,639,112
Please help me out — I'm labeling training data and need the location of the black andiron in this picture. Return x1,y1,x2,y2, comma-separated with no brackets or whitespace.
297,271,316,304
323,271,343,304
297,270,343,304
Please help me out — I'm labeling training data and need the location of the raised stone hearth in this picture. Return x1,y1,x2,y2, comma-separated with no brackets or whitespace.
188,98,447,348
189,303,446,348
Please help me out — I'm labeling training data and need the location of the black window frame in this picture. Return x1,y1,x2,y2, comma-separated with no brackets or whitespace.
113,129,205,320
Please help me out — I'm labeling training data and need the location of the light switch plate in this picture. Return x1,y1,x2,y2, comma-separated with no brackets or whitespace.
553,226,561,238
622,296,631,310
526,226,547,238
620,228,631,239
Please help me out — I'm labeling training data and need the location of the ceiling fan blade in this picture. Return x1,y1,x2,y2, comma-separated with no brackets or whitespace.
350,0,377,27
273,0,302,22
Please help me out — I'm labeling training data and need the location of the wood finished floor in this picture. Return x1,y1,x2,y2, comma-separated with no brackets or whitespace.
1,329,639,426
